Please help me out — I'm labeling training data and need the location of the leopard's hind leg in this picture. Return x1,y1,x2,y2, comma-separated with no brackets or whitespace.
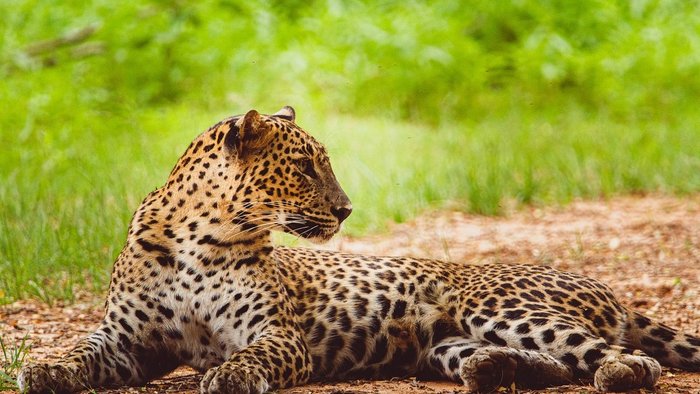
510,320,661,392
421,336,573,392
624,309,700,371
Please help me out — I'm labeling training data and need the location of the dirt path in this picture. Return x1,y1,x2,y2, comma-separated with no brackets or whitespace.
2,195,700,393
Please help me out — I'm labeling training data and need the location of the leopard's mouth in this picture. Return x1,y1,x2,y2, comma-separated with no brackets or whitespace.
283,218,338,242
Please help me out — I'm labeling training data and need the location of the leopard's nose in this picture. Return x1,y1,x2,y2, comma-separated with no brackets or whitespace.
330,205,352,224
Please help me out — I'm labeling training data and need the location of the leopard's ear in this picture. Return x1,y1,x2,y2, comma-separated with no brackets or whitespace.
273,106,295,122
225,110,273,159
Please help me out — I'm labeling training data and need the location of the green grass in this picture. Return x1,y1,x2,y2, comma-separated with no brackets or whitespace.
2,1,700,303
0,334,30,391
2,103,700,304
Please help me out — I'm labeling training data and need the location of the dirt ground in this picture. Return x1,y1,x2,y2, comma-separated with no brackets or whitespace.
2,195,700,393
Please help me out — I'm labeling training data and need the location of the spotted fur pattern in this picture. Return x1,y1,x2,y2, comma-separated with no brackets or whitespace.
18,107,700,393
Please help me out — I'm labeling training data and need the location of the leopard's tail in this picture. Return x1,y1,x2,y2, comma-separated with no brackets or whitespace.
624,308,700,371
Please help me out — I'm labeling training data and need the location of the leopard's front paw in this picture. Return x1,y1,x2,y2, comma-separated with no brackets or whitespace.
200,364,269,394
17,362,84,394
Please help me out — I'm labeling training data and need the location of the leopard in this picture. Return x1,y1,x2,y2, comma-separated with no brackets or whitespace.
18,107,700,393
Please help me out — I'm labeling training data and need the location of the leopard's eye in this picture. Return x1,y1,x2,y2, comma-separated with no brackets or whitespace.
296,158,317,178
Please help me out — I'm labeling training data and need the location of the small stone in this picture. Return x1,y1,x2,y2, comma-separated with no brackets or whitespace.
608,237,620,250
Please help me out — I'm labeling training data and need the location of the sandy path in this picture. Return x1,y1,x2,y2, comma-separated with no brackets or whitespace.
2,195,700,393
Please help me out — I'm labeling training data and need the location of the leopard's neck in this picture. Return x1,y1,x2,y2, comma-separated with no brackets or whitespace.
111,179,283,297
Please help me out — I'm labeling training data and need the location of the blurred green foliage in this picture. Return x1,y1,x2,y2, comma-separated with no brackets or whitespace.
1,0,700,303
3,0,700,120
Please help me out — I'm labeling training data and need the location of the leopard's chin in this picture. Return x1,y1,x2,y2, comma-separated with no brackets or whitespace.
308,228,339,244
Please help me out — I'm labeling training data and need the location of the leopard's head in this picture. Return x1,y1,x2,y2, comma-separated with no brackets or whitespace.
217,106,352,242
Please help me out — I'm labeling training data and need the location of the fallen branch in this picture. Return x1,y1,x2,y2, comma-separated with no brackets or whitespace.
24,24,100,57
